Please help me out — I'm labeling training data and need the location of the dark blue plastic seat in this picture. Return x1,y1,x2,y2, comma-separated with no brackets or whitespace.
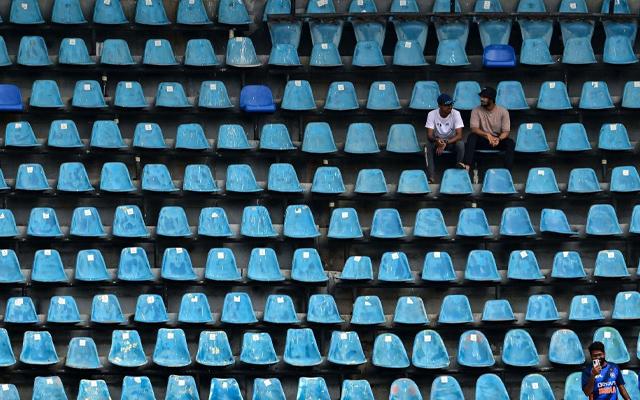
0,85,23,111
240,85,275,113
483,44,516,67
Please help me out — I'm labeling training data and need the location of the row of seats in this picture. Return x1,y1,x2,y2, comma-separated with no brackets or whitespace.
3,290,640,324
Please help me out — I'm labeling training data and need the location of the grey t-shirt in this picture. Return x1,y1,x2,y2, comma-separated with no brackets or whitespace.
470,105,510,136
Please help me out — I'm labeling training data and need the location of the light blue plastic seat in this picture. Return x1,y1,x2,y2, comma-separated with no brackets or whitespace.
5,121,38,147
430,376,463,400
325,82,359,111
613,291,640,319
520,375,554,400
422,251,456,281
18,36,51,66
327,331,366,365
440,168,473,195
75,250,109,282
30,80,63,108
66,337,101,369
100,39,134,65
253,378,286,400
178,293,213,323
178,0,211,24
611,166,640,192
352,21,386,67
198,208,233,238
520,37,554,65
208,379,243,400
586,204,622,236
367,81,400,110
561,20,596,64
391,0,420,11
268,22,302,66
537,81,571,110
525,168,559,195
108,330,146,367
268,164,302,193
500,207,535,236
409,81,439,110
458,330,494,367
563,372,588,400
32,376,67,400
412,330,449,369
310,22,343,67
92,0,128,24
28,208,62,238
502,329,539,367
0,249,24,283
307,294,343,324
496,81,529,110
466,250,500,281
222,292,257,324
373,333,410,368
312,166,345,194
525,294,559,321
508,250,543,280
482,168,516,194
387,124,421,153
622,81,640,108
226,164,262,192
219,0,251,24
153,329,191,367
568,168,600,193
70,207,104,237
240,332,277,364
457,208,491,238
284,205,319,238
482,299,515,322
292,248,327,282
414,209,448,239
341,380,373,400
302,122,336,153
579,81,614,109
218,124,250,150
135,0,169,25
118,247,153,281
241,206,276,238
601,0,631,12
16,163,50,191
307,0,336,13
604,34,637,64
226,37,260,67
11,0,44,24
58,163,93,192
438,294,473,323
540,209,576,235
156,206,191,236
264,294,298,324
378,251,413,282
622,370,640,400
156,82,191,108
47,120,83,148
59,38,93,64
371,208,405,238
0,171,8,191
0,37,10,67
515,123,549,153
345,123,379,154
260,123,294,150
114,81,146,108
198,81,231,108
247,247,283,282
78,380,110,400
389,379,422,400
549,329,584,364
196,331,234,366
394,296,428,324
0,210,16,237
355,169,387,194
352,295,385,325
599,123,632,151
349,0,377,12
282,80,315,111
594,249,629,277
475,374,510,400
435,23,470,66
0,383,17,400
113,205,148,238
20,331,58,365
5,296,37,323
175,123,209,150
339,256,373,281
296,378,331,400
284,328,322,366
133,123,166,149
0,328,13,367
165,376,198,400
161,247,196,282
398,170,430,194
478,19,511,48
90,120,126,149
100,162,135,193
393,20,428,67
204,248,240,282
569,295,603,321
631,205,640,234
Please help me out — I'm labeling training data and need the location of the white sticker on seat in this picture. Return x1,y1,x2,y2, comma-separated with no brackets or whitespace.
1,385,8,391
166,86,174,92
210,83,217,90
406,297,414,304
635,81,640,88
60,123,68,130
549,82,556,89
211,212,219,218
147,296,155,304
253,334,260,341
27,166,33,173
167,332,174,339
102,295,110,303
604,331,611,338
34,333,41,341
424,335,432,342
441,377,448,383
623,169,629,176
264,379,271,387
84,84,91,91
87,254,94,262
295,208,302,214
470,334,477,342
15,298,23,306
563,251,569,257
592,82,599,88
399,0,407,5
69,39,76,46
191,296,198,302
58,297,66,305
104,0,111,4
277,296,284,303
625,293,632,299
526,123,533,129
234,296,241,302
130,247,138,254
607,251,614,258
404,41,412,48
537,169,545,175
259,248,266,256
364,301,371,306
303,251,310,259
610,124,617,131
378,84,386,91
520,251,528,258
15,123,22,129
209,333,217,340
294,80,302,87
354,256,361,262
531,383,539,389
44,249,51,256
384,335,392,342
134,377,142,383
176,248,183,254
79,339,86,346
341,212,349,219
217,252,225,260
0,250,7,256
146,0,153,5
236,37,243,42
569,2,576,8
84,209,92,216
126,207,134,215
581,297,588,304
340,332,348,339
125,82,133,89
21,3,28,10
189,0,195,3
42,212,49,219
337,84,345,91
391,252,399,260
434,252,441,258
321,43,328,50
47,378,53,385
178,380,185,386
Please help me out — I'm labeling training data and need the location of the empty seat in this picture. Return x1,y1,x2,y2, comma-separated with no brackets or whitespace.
482,168,516,194
622,81,640,108
5,121,38,147
16,163,50,191
439,294,473,323
350,0,377,12
579,81,614,109
519,22,554,65
568,168,601,193
352,21,386,67
100,162,135,193
537,81,571,110
328,331,366,365
394,296,428,324
393,20,428,67
371,208,405,238
367,81,400,110
414,209,448,238
307,294,343,324
0,37,10,67
599,123,632,151
284,205,319,238
0,383,17,399
312,166,345,194
178,0,211,25
387,124,421,153
520,375,554,400
458,330,494,367
157,206,192,237
268,163,302,193
412,330,449,369
594,250,629,277
241,206,276,237
457,208,491,237
58,163,93,193
611,166,640,192
18,36,51,66
226,164,262,192
340,256,373,281
431,376,464,400
20,331,58,365
502,329,539,367
526,168,559,195
515,123,549,153
178,293,213,323
100,39,134,65
296,378,331,400
253,378,286,400
208,379,243,400
218,124,251,150
0,249,24,283
117,247,153,281
90,120,126,149
453,81,481,110
75,249,110,282
11,0,44,24
165,376,198,400
264,294,298,324
222,292,257,324
549,329,585,364
0,85,22,112
569,295,603,320
500,207,535,236
32,376,66,400
48,120,83,148
345,123,379,154
378,251,413,282
240,85,275,112
389,379,422,400
325,81,359,111
108,330,146,367
496,81,529,110
435,22,470,66
219,0,251,24
155,82,190,107
268,21,302,66
161,247,197,282
409,81,439,111
30,80,63,108
133,123,166,149
198,81,231,108
113,205,149,238
292,248,327,282
483,44,516,67
153,329,191,367
70,207,105,237
561,22,596,64
465,250,500,281
176,123,210,150
508,250,543,280
355,169,387,194
226,37,260,67
77,380,110,400
0,329,14,367
260,123,294,150
199,208,233,238
540,209,576,235
440,168,473,195
613,291,640,319
282,80,315,111
586,204,622,235
204,249,241,282
391,0,420,11
398,170,430,194
115,81,147,108
135,0,169,25
525,294,559,321
59,38,93,65
352,295,385,325
5,296,38,323
482,299,516,322
373,333,410,368
196,331,234,367
302,122,336,153
309,21,343,67
284,328,322,366
240,332,277,364
422,251,456,281
247,247,283,282
28,208,62,237
341,380,374,400
66,337,101,369
475,374,509,400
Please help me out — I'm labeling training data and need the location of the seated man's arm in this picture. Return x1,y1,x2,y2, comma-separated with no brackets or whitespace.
498,110,511,140
448,128,463,143
470,109,492,138
582,373,595,397
427,128,436,142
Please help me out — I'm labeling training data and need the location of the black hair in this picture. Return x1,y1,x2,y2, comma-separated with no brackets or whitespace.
588,341,605,353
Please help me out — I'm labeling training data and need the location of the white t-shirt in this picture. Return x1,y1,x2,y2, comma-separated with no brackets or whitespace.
425,109,464,140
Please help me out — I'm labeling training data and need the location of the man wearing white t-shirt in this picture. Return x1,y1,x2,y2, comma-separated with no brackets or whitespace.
425,93,467,183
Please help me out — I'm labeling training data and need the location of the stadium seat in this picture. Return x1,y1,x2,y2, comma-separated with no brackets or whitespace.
153,329,191,367
594,327,630,363
549,329,585,365
438,294,473,323
389,379,422,400
218,124,251,150
409,81,439,110
0,37,10,67
48,120,83,148
11,0,44,24
133,123,166,149
268,22,302,66
456,208,491,237
260,123,294,150
267,163,302,193
458,330,494,367
121,376,156,400
371,208,405,238
32,376,66,400
241,206,276,237
312,166,345,194
178,293,212,323
440,168,473,195
208,378,243,400
452,81,481,110
422,251,456,281
198,208,233,238
72,80,106,108
350,0,377,12
221,292,258,324
75,250,110,282
28,208,62,237
393,20,428,66
226,164,262,192
196,82,230,109
70,207,105,237
345,123,380,153
205,248,241,281
611,166,640,192
508,250,543,280
5,122,38,147
100,39,134,65
185,39,219,66
253,378,286,400
59,38,93,65
90,120,126,148
0,249,24,282
569,295,603,321
604,32,637,64
412,330,449,369
537,81,571,110
586,204,622,236
500,207,535,236
465,250,500,281
622,81,640,108
390,0,420,11
355,169,387,194
16,163,49,191
161,247,196,282
247,247,283,281
219,0,251,24
398,170,430,194
117,247,153,281
114,81,147,108
93,294,124,323
496,81,529,110
0,171,8,191
5,296,37,323
284,328,322,366
0,85,21,112
520,375,554,400
379,252,413,282
0,329,13,367
482,299,516,322
599,123,632,151
482,44,516,67
282,80,316,111
580,81,614,109
309,22,343,67
475,374,510,400
100,162,135,193
240,85,275,112
482,168,516,194
292,248,327,282
157,206,192,237
142,164,177,192
264,294,298,324
156,82,191,107
540,209,576,235
601,0,631,13
307,294,343,324
297,378,331,400
196,331,234,366
594,249,629,277
108,330,146,367
78,380,111,400
30,256,63,283
503,329,540,367
66,337,101,369
373,333,410,368
175,123,209,150
30,80,63,108
284,205,319,238
20,331,58,365
58,163,93,192
135,0,169,25
525,294,559,321
226,37,261,67
165,376,198,400
561,20,596,64
340,255,374,281
515,123,549,153
240,332,277,364
352,21,386,67
567,168,601,193
435,22,470,66
622,371,640,399
387,124,421,153
0,383,17,399
526,168,559,195
177,0,211,24
394,296,428,324
324,82,359,112
341,380,374,400
352,295,385,325
612,291,640,319
18,36,51,66
367,81,400,110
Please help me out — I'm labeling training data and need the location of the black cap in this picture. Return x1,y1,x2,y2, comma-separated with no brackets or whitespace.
437,93,454,106
479,86,497,100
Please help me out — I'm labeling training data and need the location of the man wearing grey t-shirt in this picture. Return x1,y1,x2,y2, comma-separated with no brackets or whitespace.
425,93,466,183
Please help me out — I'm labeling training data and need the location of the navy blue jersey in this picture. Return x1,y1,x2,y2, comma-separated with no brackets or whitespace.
582,362,626,399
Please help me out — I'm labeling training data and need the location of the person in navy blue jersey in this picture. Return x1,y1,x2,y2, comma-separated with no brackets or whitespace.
582,342,631,399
